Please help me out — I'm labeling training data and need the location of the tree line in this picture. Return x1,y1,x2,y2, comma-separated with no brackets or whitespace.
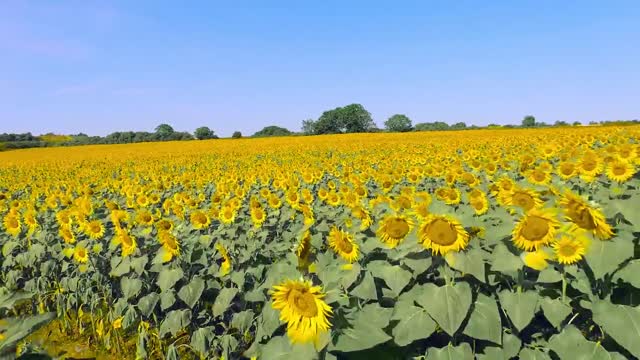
1,104,638,151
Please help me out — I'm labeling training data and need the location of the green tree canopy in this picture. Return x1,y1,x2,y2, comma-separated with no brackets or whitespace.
313,104,376,134
155,124,175,139
384,114,412,132
252,126,292,137
522,115,536,127
414,122,450,131
231,131,242,139
194,127,216,140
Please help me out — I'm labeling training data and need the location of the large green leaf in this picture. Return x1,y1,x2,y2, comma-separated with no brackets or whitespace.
331,304,393,353
137,292,159,317
391,299,436,346
591,300,640,358
537,267,562,283
369,261,412,297
178,277,205,309
463,293,502,344
498,289,538,332
540,297,572,329
476,330,522,360
350,271,377,300
231,310,254,333
425,343,473,360
415,282,472,336
160,290,176,311
120,276,142,300
157,268,184,292
260,336,318,360
548,325,626,360
256,302,281,341
213,287,239,318
519,348,552,360
613,260,640,288
191,326,214,358
490,243,523,276
402,256,432,276
0,312,55,351
445,247,486,282
585,238,633,279
159,309,192,338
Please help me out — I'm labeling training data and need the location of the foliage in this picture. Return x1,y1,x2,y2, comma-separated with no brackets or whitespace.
414,122,450,131
252,126,292,137
522,115,536,127
232,131,243,139
194,127,218,140
384,114,413,132
311,104,376,134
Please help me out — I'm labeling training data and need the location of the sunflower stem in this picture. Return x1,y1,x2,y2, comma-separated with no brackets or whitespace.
561,268,567,304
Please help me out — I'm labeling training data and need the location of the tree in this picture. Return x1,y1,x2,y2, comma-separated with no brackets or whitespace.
155,124,175,139
252,126,292,137
232,131,242,139
194,126,216,140
313,103,376,134
384,114,412,132
301,119,316,135
573,121,582,126
451,122,467,130
554,120,569,127
522,115,536,128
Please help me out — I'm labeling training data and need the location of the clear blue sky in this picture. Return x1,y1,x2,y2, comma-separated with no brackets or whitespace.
1,1,638,137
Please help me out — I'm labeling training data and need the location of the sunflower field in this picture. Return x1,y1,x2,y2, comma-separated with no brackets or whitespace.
1,127,639,359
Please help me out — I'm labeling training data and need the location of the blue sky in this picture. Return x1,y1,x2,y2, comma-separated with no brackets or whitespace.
1,1,638,137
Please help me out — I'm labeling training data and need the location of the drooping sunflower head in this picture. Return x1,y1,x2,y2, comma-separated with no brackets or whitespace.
327,227,359,263
553,236,586,265
270,279,332,344
512,208,560,251
417,214,469,256
559,190,613,240
119,231,137,257
507,187,542,211
376,214,414,248
156,218,174,232
59,225,76,244
296,230,313,269
135,210,154,227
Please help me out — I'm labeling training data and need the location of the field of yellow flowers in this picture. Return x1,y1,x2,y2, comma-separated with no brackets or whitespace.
1,127,639,359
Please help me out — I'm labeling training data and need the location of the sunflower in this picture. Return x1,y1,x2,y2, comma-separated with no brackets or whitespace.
417,214,469,255
135,210,154,227
512,208,560,251
327,227,359,263
156,218,174,232
470,196,489,215
248,206,266,228
296,230,313,269
190,210,211,230
56,210,73,227
506,187,543,211
553,236,586,265
317,188,329,201
23,209,38,233
118,231,137,257
73,245,89,264
3,214,21,237
300,204,315,226
219,206,236,225
521,249,551,271
83,220,105,240
350,205,371,230
136,194,149,207
59,225,76,244
557,161,577,180
215,243,232,276
326,192,341,207
605,159,635,183
527,168,551,185
270,279,332,344
268,195,283,209
376,214,414,248
158,231,180,263
559,190,613,240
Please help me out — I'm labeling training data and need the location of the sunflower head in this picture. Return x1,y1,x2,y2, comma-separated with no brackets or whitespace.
521,249,551,271
606,159,635,183
559,190,613,240
270,279,332,344
190,210,211,229
418,214,469,256
85,220,105,240
553,236,586,265
73,246,89,264
376,214,414,248
327,227,359,263
512,208,559,251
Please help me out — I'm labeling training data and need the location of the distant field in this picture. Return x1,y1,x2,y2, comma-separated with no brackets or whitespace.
1,127,639,359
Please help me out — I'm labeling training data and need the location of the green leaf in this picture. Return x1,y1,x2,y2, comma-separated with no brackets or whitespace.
463,293,502,344
2,241,18,257
110,256,131,277
130,255,148,276
415,282,472,336
613,260,640,288
137,293,159,317
549,325,626,360
369,261,412,297
0,312,55,350
537,267,562,283
178,277,205,309
402,256,432,276
490,243,522,276
445,247,486,282
540,297,572,329
592,300,640,358
213,287,239,318
519,348,552,360
585,238,633,279
478,330,523,360
331,321,392,353
120,276,142,301
260,336,318,360
231,310,254,333
160,291,176,311
159,309,191,338
350,271,377,301
391,304,436,346
498,289,538,332
191,327,214,358
256,302,280,341
425,343,474,360
157,268,184,292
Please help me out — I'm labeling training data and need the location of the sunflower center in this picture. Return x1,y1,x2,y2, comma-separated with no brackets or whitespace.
533,171,546,182
560,163,574,175
387,218,410,239
512,192,534,210
7,217,19,229
521,216,549,240
612,164,627,176
558,242,578,257
122,234,133,247
472,200,485,210
582,159,597,171
193,213,206,224
254,209,264,220
289,289,318,318
77,248,87,258
90,223,101,233
426,219,457,246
